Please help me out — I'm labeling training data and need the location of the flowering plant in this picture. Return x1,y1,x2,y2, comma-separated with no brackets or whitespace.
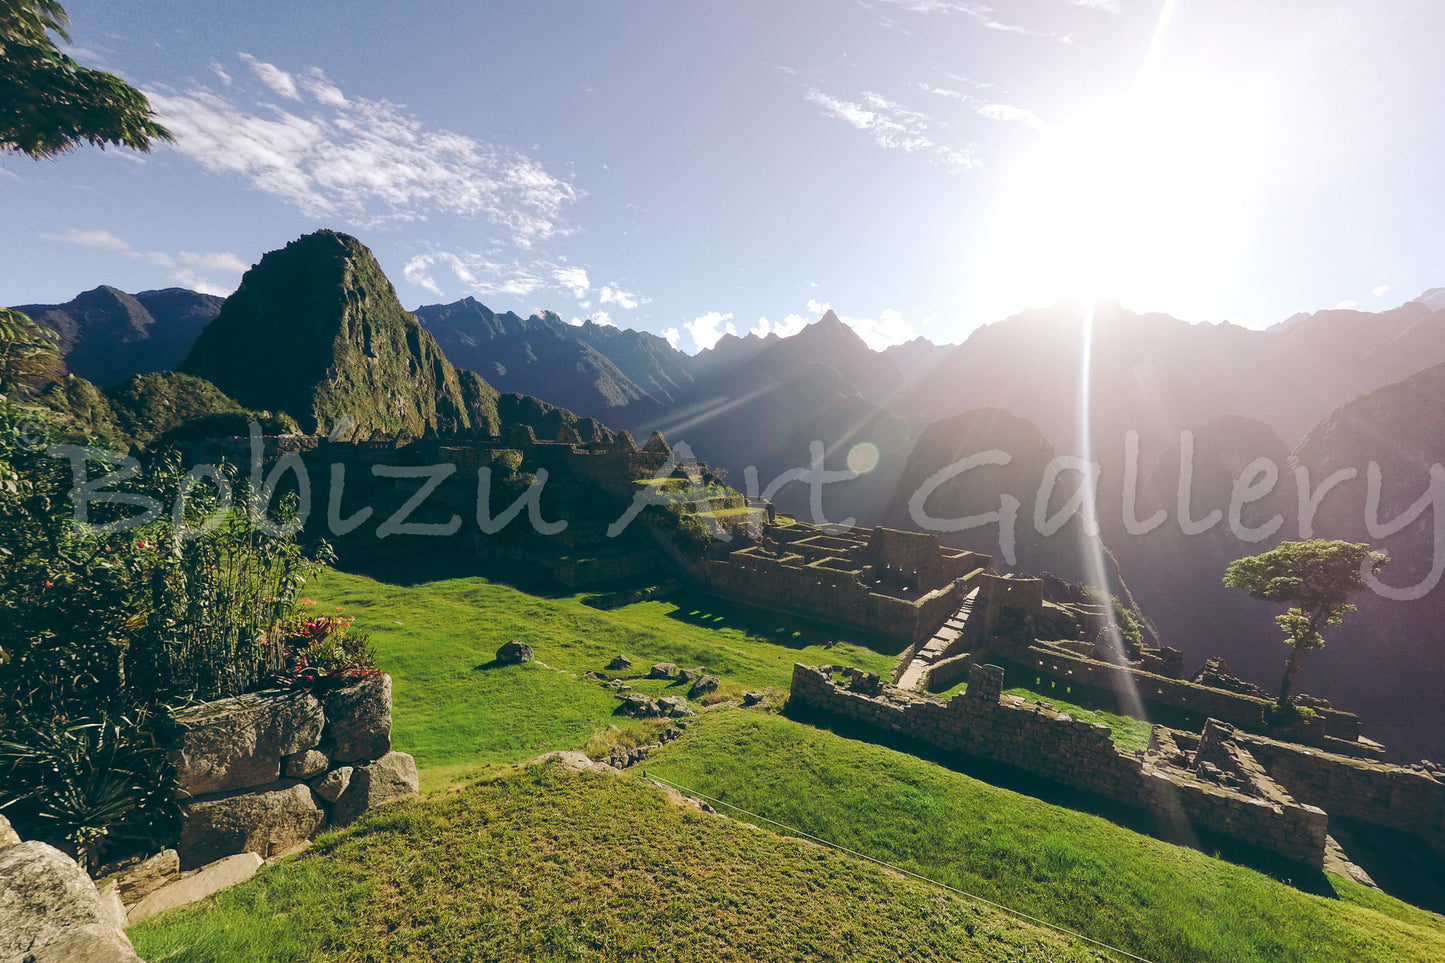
271,604,378,693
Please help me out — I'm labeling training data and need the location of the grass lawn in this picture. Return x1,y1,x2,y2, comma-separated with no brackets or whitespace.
128,559,1445,963
128,763,1109,963
302,552,897,790
642,708,1445,963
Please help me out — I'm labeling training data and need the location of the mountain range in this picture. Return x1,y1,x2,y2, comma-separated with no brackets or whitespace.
12,230,1445,760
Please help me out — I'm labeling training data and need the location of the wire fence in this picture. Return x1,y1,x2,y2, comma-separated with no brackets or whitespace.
642,769,1159,963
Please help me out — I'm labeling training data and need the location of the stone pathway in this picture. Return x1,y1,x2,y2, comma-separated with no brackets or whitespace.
896,588,979,691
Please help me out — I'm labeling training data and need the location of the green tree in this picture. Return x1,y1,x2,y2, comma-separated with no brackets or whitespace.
1223,539,1388,709
0,307,60,396
0,0,170,158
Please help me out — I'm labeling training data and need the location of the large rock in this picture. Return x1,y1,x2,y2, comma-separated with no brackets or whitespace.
126,852,263,924
0,840,141,963
313,766,354,804
170,690,325,796
322,673,393,763
617,693,660,718
495,640,534,665
284,747,332,780
0,814,19,850
331,752,420,827
178,781,326,869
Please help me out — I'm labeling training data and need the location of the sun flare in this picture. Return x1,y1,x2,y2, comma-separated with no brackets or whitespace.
983,85,1258,319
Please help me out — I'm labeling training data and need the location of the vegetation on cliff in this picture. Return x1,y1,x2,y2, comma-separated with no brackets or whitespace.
182,231,497,440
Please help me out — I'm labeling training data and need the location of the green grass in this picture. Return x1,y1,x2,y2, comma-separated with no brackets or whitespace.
303,554,897,790
643,708,1445,963
936,681,1153,752
128,763,1109,963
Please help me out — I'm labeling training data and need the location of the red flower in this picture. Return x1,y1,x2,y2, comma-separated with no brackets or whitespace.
43,580,52,589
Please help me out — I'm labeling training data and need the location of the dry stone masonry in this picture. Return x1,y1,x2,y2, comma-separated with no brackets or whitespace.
168,673,417,869
791,662,1331,867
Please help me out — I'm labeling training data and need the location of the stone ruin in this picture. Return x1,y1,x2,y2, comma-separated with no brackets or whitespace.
702,524,990,646
168,673,418,869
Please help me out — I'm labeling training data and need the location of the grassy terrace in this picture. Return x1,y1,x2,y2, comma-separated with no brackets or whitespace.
127,559,1445,962
299,553,896,791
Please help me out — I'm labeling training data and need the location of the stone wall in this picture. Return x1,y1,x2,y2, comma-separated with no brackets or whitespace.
1003,643,1363,744
1235,733,1445,860
168,673,418,869
790,662,1328,867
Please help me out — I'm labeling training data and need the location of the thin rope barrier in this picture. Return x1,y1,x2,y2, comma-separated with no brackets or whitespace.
642,770,1159,963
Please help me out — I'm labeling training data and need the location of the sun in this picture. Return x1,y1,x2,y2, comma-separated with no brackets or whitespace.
980,84,1259,320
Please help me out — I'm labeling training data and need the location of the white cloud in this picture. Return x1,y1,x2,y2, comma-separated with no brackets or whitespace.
872,0,1031,34
147,56,578,247
403,255,443,297
554,266,591,299
238,53,300,100
600,284,640,310
589,310,616,327
1373,284,1391,298
977,103,1048,131
1073,0,1122,12
805,87,978,169
807,298,831,315
209,61,233,85
1335,300,1357,310
685,311,737,352
776,313,808,337
749,317,771,337
839,308,919,350
39,228,242,294
41,227,135,255
180,251,249,273
662,328,681,349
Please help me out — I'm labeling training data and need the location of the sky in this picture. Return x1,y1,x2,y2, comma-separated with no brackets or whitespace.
4,0,1444,353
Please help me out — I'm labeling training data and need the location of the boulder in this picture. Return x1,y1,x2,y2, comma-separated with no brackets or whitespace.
680,667,703,683
657,696,694,718
126,852,263,924
94,848,179,904
606,654,632,670
0,814,19,851
284,747,332,780
0,840,141,963
742,691,764,706
648,662,678,679
178,781,326,869
617,693,660,718
322,673,392,764
313,766,354,804
331,752,420,827
170,690,325,796
495,640,534,665
688,674,720,698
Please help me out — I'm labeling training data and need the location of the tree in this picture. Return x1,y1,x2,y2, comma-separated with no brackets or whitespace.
0,307,60,395
1223,539,1388,710
0,0,170,158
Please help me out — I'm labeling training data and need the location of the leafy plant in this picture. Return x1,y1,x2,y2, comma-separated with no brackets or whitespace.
272,604,378,693
0,708,177,870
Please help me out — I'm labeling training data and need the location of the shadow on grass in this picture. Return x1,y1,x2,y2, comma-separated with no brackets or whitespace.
1327,818,1445,914
660,589,910,656
784,700,1338,898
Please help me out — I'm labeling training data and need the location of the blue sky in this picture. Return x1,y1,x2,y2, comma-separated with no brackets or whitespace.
4,0,1444,351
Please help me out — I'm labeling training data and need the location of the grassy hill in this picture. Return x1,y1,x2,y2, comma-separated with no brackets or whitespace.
126,558,1445,962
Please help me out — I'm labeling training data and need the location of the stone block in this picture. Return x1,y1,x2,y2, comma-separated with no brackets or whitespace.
178,781,326,869
284,747,332,779
126,852,263,924
313,766,354,803
649,663,679,679
322,673,393,764
94,848,178,904
332,752,420,827
0,840,140,963
170,691,325,796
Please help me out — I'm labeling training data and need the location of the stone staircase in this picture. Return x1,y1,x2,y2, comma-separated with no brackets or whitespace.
896,588,978,691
